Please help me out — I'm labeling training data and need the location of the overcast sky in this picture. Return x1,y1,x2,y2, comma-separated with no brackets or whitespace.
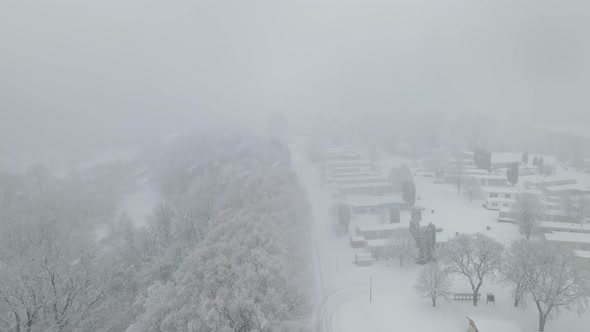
2,0,590,170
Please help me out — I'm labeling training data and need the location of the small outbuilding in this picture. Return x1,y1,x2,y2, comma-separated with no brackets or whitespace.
466,316,523,332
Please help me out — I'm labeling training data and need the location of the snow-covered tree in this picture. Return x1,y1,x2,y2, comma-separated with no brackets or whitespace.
561,193,589,224
0,221,109,331
402,180,416,207
389,165,413,192
463,177,483,202
415,262,452,307
522,152,529,164
513,193,545,240
501,239,537,307
441,233,503,306
517,243,590,332
507,161,519,186
388,229,417,267
451,159,466,194
337,203,351,228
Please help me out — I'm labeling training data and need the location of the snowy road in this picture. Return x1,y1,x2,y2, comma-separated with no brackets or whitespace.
293,152,391,332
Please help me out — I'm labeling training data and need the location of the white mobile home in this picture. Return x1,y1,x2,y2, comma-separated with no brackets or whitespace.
544,232,590,251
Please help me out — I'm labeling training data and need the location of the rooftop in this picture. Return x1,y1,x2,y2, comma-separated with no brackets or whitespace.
356,223,406,233
345,195,405,207
339,182,393,189
467,316,523,332
573,250,590,259
545,231,590,244
544,184,590,193
538,221,590,232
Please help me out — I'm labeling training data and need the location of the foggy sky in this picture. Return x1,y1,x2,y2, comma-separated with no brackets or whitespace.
2,0,590,171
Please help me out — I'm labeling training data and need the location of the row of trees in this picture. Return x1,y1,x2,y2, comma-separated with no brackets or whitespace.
0,161,139,331
0,135,313,332
415,233,590,332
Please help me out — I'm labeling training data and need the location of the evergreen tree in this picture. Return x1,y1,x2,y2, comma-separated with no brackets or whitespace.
402,181,416,207
507,162,519,186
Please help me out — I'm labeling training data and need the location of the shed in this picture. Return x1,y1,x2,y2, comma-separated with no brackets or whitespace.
467,316,522,332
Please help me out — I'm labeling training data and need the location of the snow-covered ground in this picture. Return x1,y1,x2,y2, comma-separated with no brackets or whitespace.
294,150,590,332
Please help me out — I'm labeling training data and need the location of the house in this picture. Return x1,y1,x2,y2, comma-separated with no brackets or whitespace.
499,208,572,223
333,170,382,178
482,187,521,200
572,250,590,268
472,174,508,187
345,195,408,214
335,175,390,185
542,184,590,197
483,187,542,211
338,182,394,196
544,232,590,251
326,152,360,161
327,159,373,169
355,224,404,240
435,231,450,249
537,221,590,234
524,178,578,189
467,317,522,332
483,197,515,210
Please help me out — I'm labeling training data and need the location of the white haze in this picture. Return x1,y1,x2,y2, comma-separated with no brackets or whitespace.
2,0,590,170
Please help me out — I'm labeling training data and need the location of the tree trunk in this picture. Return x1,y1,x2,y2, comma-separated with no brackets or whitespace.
536,301,550,332
26,311,33,332
399,257,404,267
473,284,481,306
432,297,436,307
514,296,520,307
538,313,547,332
15,312,21,332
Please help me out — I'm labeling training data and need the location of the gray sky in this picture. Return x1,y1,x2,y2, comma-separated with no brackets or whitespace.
2,0,590,170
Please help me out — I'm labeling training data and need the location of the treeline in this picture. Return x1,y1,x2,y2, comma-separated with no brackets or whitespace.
124,135,313,331
0,135,313,332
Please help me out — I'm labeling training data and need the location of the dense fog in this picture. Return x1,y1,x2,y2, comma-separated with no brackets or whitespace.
3,0,590,170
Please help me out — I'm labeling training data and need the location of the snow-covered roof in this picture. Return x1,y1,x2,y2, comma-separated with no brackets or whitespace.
573,250,590,259
525,178,578,187
545,232,590,244
482,186,521,194
544,184,590,193
327,159,372,166
333,170,382,177
485,197,516,203
471,174,507,180
338,182,393,189
467,317,523,332
345,195,404,207
356,223,405,233
335,175,389,183
538,222,590,232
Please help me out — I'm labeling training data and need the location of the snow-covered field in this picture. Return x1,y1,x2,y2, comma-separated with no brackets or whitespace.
294,151,590,332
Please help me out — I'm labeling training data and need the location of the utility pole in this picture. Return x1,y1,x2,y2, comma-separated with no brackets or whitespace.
370,276,372,302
